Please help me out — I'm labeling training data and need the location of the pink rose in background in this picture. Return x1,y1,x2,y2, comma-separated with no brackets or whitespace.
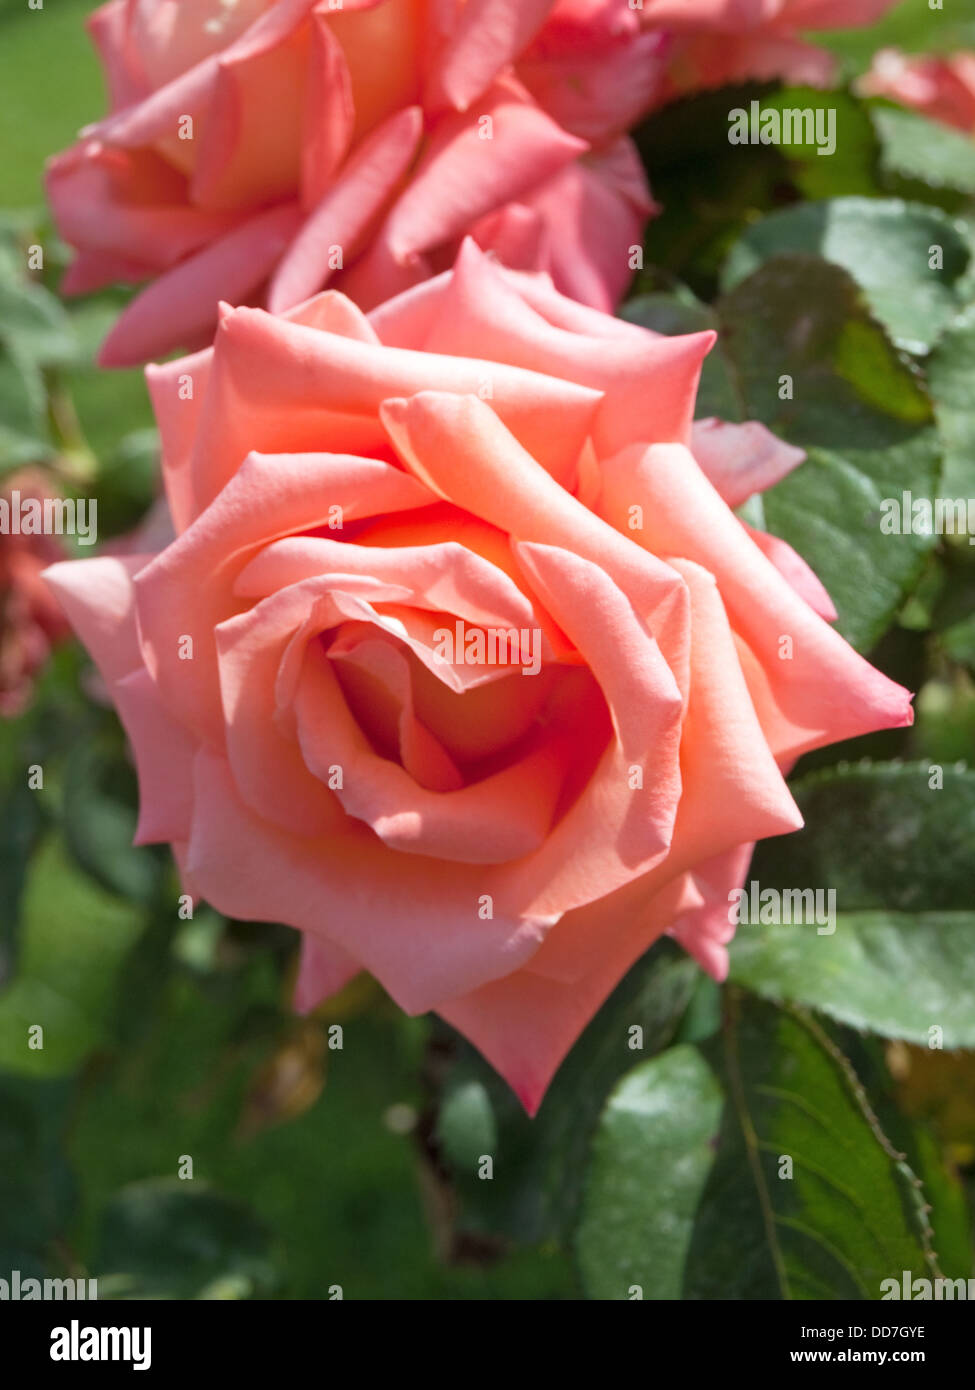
516,0,671,140
861,49,975,132
639,0,900,103
47,0,656,367
1,472,71,718
45,243,912,1112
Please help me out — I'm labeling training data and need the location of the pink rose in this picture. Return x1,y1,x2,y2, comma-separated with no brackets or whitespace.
861,49,975,133
46,0,654,367
639,0,900,101
45,243,912,1111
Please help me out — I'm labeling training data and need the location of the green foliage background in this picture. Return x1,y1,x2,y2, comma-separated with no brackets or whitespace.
0,0,973,1300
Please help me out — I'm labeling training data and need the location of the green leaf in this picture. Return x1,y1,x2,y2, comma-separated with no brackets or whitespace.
871,104,975,199
722,199,971,354
680,997,970,1299
435,1079,497,1178
0,835,146,1075
92,428,160,539
0,273,77,367
732,912,975,1048
0,777,45,970
442,941,699,1246
62,738,164,904
914,675,975,768
0,1075,76,1274
575,1046,723,1300
729,761,975,1044
64,295,154,460
760,88,879,201
621,290,714,340
928,303,975,498
93,1180,278,1300
0,341,49,470
673,970,723,1045
632,85,884,295
576,998,970,1300
714,255,941,650
745,759,975,914
941,613,975,669
633,83,784,290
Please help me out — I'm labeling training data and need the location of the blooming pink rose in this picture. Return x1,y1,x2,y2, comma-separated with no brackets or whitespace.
46,0,655,367
639,0,900,101
861,49,975,133
1,472,71,718
45,243,912,1111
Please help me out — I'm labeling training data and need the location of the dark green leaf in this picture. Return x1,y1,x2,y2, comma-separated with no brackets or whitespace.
0,777,45,975
730,761,975,1043
0,342,49,470
715,255,941,650
723,199,971,353
0,273,77,366
732,912,975,1047
62,738,163,904
93,1180,278,1300
442,941,699,1246
746,759,975,914
64,295,154,461
761,88,879,201
941,614,975,669
435,1079,497,1177
576,1046,723,1300
681,997,969,1299
928,303,975,498
633,83,783,292
872,104,975,199
0,835,145,1075
0,1075,76,1273
92,428,160,538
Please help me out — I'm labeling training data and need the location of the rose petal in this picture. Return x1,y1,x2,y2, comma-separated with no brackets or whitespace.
599,441,914,759
186,300,601,513
268,106,423,314
691,417,806,508
742,523,837,623
99,203,303,367
293,933,361,1014
184,747,558,1013
425,0,554,111
381,76,589,264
